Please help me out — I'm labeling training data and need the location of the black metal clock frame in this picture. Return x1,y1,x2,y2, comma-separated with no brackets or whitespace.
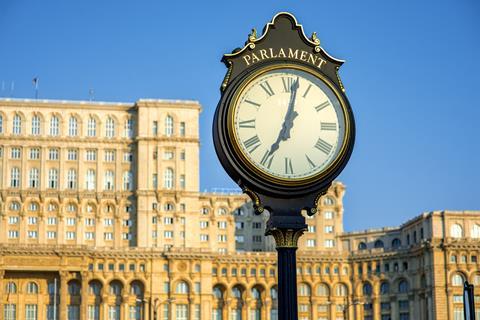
213,12,355,320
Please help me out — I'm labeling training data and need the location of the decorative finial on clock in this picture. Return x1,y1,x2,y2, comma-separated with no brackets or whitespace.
248,28,258,42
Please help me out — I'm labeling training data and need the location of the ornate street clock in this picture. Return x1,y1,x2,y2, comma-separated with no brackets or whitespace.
213,12,355,320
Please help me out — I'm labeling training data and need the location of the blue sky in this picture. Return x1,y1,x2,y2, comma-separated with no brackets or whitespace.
0,0,478,231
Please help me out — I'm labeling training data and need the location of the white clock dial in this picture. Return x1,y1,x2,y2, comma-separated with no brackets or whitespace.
232,67,346,180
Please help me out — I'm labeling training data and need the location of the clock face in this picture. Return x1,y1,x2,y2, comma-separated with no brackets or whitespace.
231,67,347,181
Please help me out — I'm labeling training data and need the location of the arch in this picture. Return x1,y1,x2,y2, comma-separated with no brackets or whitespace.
251,286,262,300
130,280,144,298
213,284,226,299
298,282,311,296
9,200,21,211
362,282,373,295
335,283,348,297
31,112,44,136
397,279,409,293
472,224,480,238
471,273,480,286
108,280,124,296
391,238,401,248
68,280,81,296
26,281,39,294
88,280,103,296
231,284,245,299
86,114,101,137
452,272,465,286
67,114,81,137
380,281,390,295
48,113,62,136
358,242,367,250
164,167,174,189
12,111,25,135
316,283,330,296
5,281,17,293
374,239,384,248
0,110,7,134
165,114,174,136
217,207,228,216
175,280,189,294
270,285,278,300
451,224,463,238
105,115,117,138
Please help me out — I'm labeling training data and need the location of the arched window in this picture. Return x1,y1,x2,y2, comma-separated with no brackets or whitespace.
232,286,243,299
323,196,335,205
165,115,174,136
298,283,311,296
271,286,278,300
452,273,464,286
472,225,480,239
109,281,123,296
13,114,22,135
67,169,77,189
48,168,58,189
164,168,174,189
86,169,96,190
68,281,81,295
87,117,96,137
251,287,261,300
123,171,133,191
317,283,329,296
104,170,114,191
88,281,102,296
473,274,480,286
31,115,41,135
10,167,20,188
217,208,227,216
6,281,17,293
358,242,367,250
176,281,189,294
27,282,38,294
68,116,78,137
380,282,390,294
213,285,224,299
130,281,144,297
451,224,463,238
29,168,39,188
335,283,348,296
374,240,384,248
105,117,115,138
10,201,20,211
363,282,373,295
392,238,401,249
398,280,409,293
50,115,59,136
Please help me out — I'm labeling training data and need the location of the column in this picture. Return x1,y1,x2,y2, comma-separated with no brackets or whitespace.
102,294,109,320
122,295,130,320
262,299,270,320
224,300,230,320
329,299,336,320
81,273,88,320
311,298,318,320
0,270,4,317
372,295,380,320
189,298,195,320
143,299,150,320
390,296,398,320
59,271,68,320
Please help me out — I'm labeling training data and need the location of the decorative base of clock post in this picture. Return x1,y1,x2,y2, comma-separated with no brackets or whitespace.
267,227,306,320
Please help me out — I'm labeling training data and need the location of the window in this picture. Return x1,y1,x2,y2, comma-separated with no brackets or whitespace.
67,149,77,160
325,239,335,248
31,115,41,135
380,282,390,294
27,231,38,238
451,224,463,238
152,174,158,189
217,208,227,216
252,235,262,242
392,238,401,248
325,225,334,233
4,304,16,320
11,147,21,159
472,224,480,238
85,116,97,137
28,216,38,224
27,282,38,294
176,304,188,320
104,171,114,191
253,222,262,229
323,196,335,205
85,232,95,240
324,211,333,219
200,234,209,241
8,216,19,224
124,118,133,138
363,282,373,295
165,115,174,136
218,221,227,229
66,231,76,240
67,169,77,189
180,122,186,136
86,150,96,161
200,221,209,229
105,117,115,138
104,218,114,226
164,203,175,212
358,242,367,250
307,239,316,247
452,273,464,286
10,201,20,211
68,116,78,136
30,148,40,159
307,225,316,233
180,174,185,189
123,171,133,191
398,279,409,293
29,168,39,188
66,217,76,226
50,116,59,136
123,152,133,163
13,114,22,135
47,231,56,239
164,231,173,239
235,235,245,243
48,168,58,189
104,232,113,240
152,121,158,135
180,150,186,160
163,168,174,189
48,148,59,160
85,218,95,226
25,304,37,320
335,284,348,296
104,150,115,162
298,283,311,296
176,281,189,294
0,115,2,133
86,169,96,190
10,167,20,187
8,230,18,238
218,235,227,242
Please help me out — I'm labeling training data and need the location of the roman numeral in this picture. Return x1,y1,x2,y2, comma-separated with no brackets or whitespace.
284,157,293,174
244,135,261,153
239,119,256,128
260,151,274,169
305,154,316,169
303,84,312,98
282,77,294,92
315,101,330,112
315,138,333,154
321,122,337,131
244,99,261,108
259,81,275,97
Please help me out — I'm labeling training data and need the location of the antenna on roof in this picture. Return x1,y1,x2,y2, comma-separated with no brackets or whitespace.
32,77,39,99
10,81,14,97
89,88,95,101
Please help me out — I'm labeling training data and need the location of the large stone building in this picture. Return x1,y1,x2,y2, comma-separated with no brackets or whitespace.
0,98,478,320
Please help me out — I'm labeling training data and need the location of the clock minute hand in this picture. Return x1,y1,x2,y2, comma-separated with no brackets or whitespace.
268,77,300,156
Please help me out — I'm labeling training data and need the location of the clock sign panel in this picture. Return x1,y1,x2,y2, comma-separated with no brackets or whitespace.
232,67,346,181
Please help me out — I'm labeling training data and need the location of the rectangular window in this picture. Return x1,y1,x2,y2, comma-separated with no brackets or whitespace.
164,217,173,225
253,235,262,243
200,221,209,229
180,151,186,160
30,148,40,159
85,232,95,240
48,148,59,160
8,230,19,238
47,231,56,239
87,305,100,320
325,225,334,233
235,235,245,243
11,147,21,159
66,217,76,226
25,304,37,320
236,222,244,229
86,150,96,161
164,231,173,239
176,304,188,320
104,150,115,162
308,225,316,233
307,239,316,247
200,234,209,241
66,232,76,240
152,174,158,189
217,221,227,229
8,216,19,224
324,211,334,219
67,149,78,161
180,174,186,189
123,152,133,163
253,222,262,229
218,235,227,242
104,218,113,226
163,151,174,160
104,232,113,240
27,231,38,238
179,122,186,136
47,217,57,225
153,121,158,135
325,239,335,248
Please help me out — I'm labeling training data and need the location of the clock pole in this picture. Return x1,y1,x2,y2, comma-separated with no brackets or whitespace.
267,227,306,320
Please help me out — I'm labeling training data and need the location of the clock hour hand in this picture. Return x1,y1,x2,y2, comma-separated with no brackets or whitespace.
268,77,300,156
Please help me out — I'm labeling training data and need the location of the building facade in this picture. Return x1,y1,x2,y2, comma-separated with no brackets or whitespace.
0,98,478,320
